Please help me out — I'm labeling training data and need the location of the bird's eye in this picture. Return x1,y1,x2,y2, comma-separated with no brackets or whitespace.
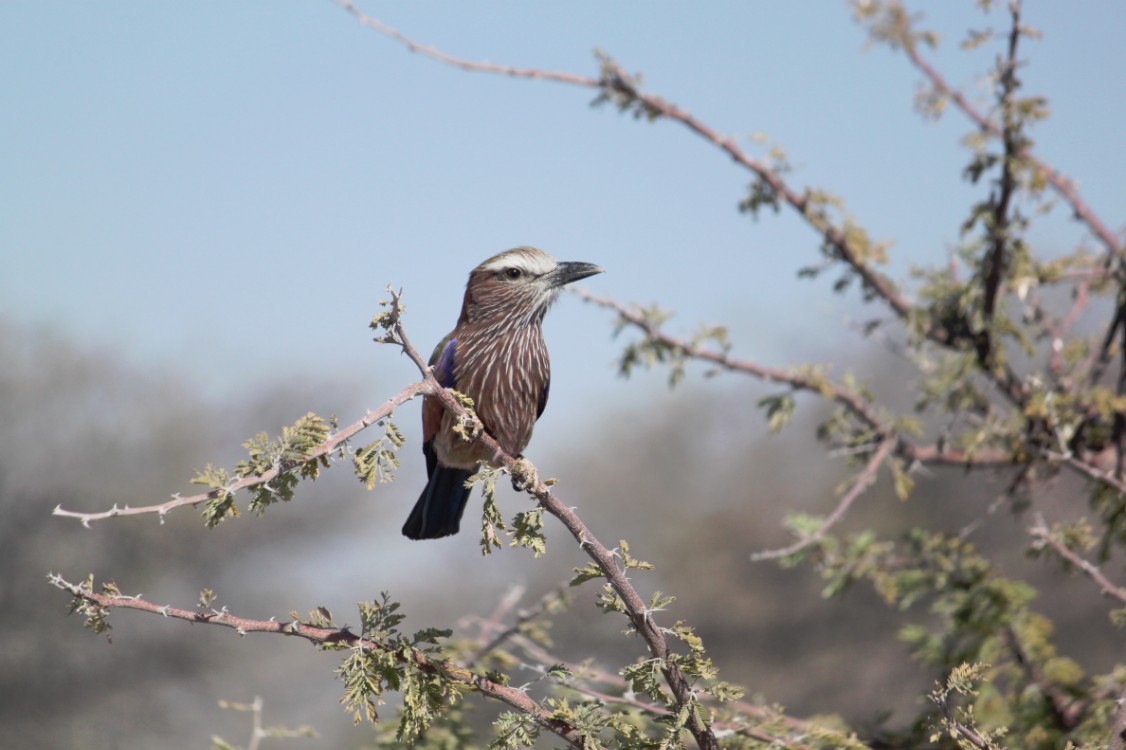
504,267,522,280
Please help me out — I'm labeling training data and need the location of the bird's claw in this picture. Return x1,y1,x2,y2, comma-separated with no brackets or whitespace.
510,457,538,493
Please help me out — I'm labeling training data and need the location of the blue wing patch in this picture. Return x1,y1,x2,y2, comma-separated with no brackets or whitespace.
433,338,458,389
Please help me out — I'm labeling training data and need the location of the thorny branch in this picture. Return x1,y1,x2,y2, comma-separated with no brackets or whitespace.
575,288,1013,472
334,4,914,323
52,379,429,526
577,288,1126,524
46,574,599,750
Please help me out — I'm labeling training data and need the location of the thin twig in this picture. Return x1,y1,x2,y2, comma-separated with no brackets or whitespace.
752,435,897,561
1028,521,1126,605
466,584,567,666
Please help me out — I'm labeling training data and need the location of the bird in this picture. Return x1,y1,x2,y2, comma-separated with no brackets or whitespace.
403,246,603,540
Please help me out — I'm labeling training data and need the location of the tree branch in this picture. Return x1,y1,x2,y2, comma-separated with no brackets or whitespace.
52,379,430,526
46,574,599,750
890,7,1124,265
752,435,898,561
335,5,916,325
1028,519,1126,605
577,288,1016,469
979,1,1023,356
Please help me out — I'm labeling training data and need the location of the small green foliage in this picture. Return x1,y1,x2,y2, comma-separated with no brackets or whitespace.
307,606,334,629
374,703,478,750
757,392,796,433
570,562,604,587
193,465,239,528
929,663,1009,749
619,539,654,571
590,51,662,121
613,303,686,385
65,574,114,642
509,509,547,556
595,583,628,617
369,293,405,345
395,668,451,743
622,658,669,705
336,593,452,729
193,412,336,527
886,456,915,500
241,413,332,516
211,698,317,750
198,588,216,609
470,467,507,556
470,466,551,557
490,710,540,750
544,663,572,681
479,488,505,556
353,419,405,489
448,391,483,442
739,175,782,219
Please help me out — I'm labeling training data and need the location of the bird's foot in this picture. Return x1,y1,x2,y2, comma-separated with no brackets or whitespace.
510,456,538,493
452,413,483,443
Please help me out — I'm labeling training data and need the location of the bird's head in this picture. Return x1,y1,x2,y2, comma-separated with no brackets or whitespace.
460,247,603,327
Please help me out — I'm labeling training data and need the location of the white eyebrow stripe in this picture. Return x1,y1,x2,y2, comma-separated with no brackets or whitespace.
480,248,557,276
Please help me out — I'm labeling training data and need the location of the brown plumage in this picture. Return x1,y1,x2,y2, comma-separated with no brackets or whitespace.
403,247,603,540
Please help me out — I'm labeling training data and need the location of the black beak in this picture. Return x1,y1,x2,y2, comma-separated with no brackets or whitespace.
548,261,603,288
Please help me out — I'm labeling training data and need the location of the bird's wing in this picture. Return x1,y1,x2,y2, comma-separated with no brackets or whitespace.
422,336,458,476
428,334,457,381
537,378,550,420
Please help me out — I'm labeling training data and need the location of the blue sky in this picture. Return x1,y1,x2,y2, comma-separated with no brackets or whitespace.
3,1,1123,415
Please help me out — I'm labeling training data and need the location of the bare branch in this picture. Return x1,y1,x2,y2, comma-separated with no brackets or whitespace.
334,1,599,87
47,574,600,750
465,584,566,667
753,435,897,561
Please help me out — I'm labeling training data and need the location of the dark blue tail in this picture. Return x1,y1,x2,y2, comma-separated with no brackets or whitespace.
403,466,473,539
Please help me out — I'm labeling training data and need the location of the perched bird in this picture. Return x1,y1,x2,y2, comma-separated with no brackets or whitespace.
403,247,603,540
